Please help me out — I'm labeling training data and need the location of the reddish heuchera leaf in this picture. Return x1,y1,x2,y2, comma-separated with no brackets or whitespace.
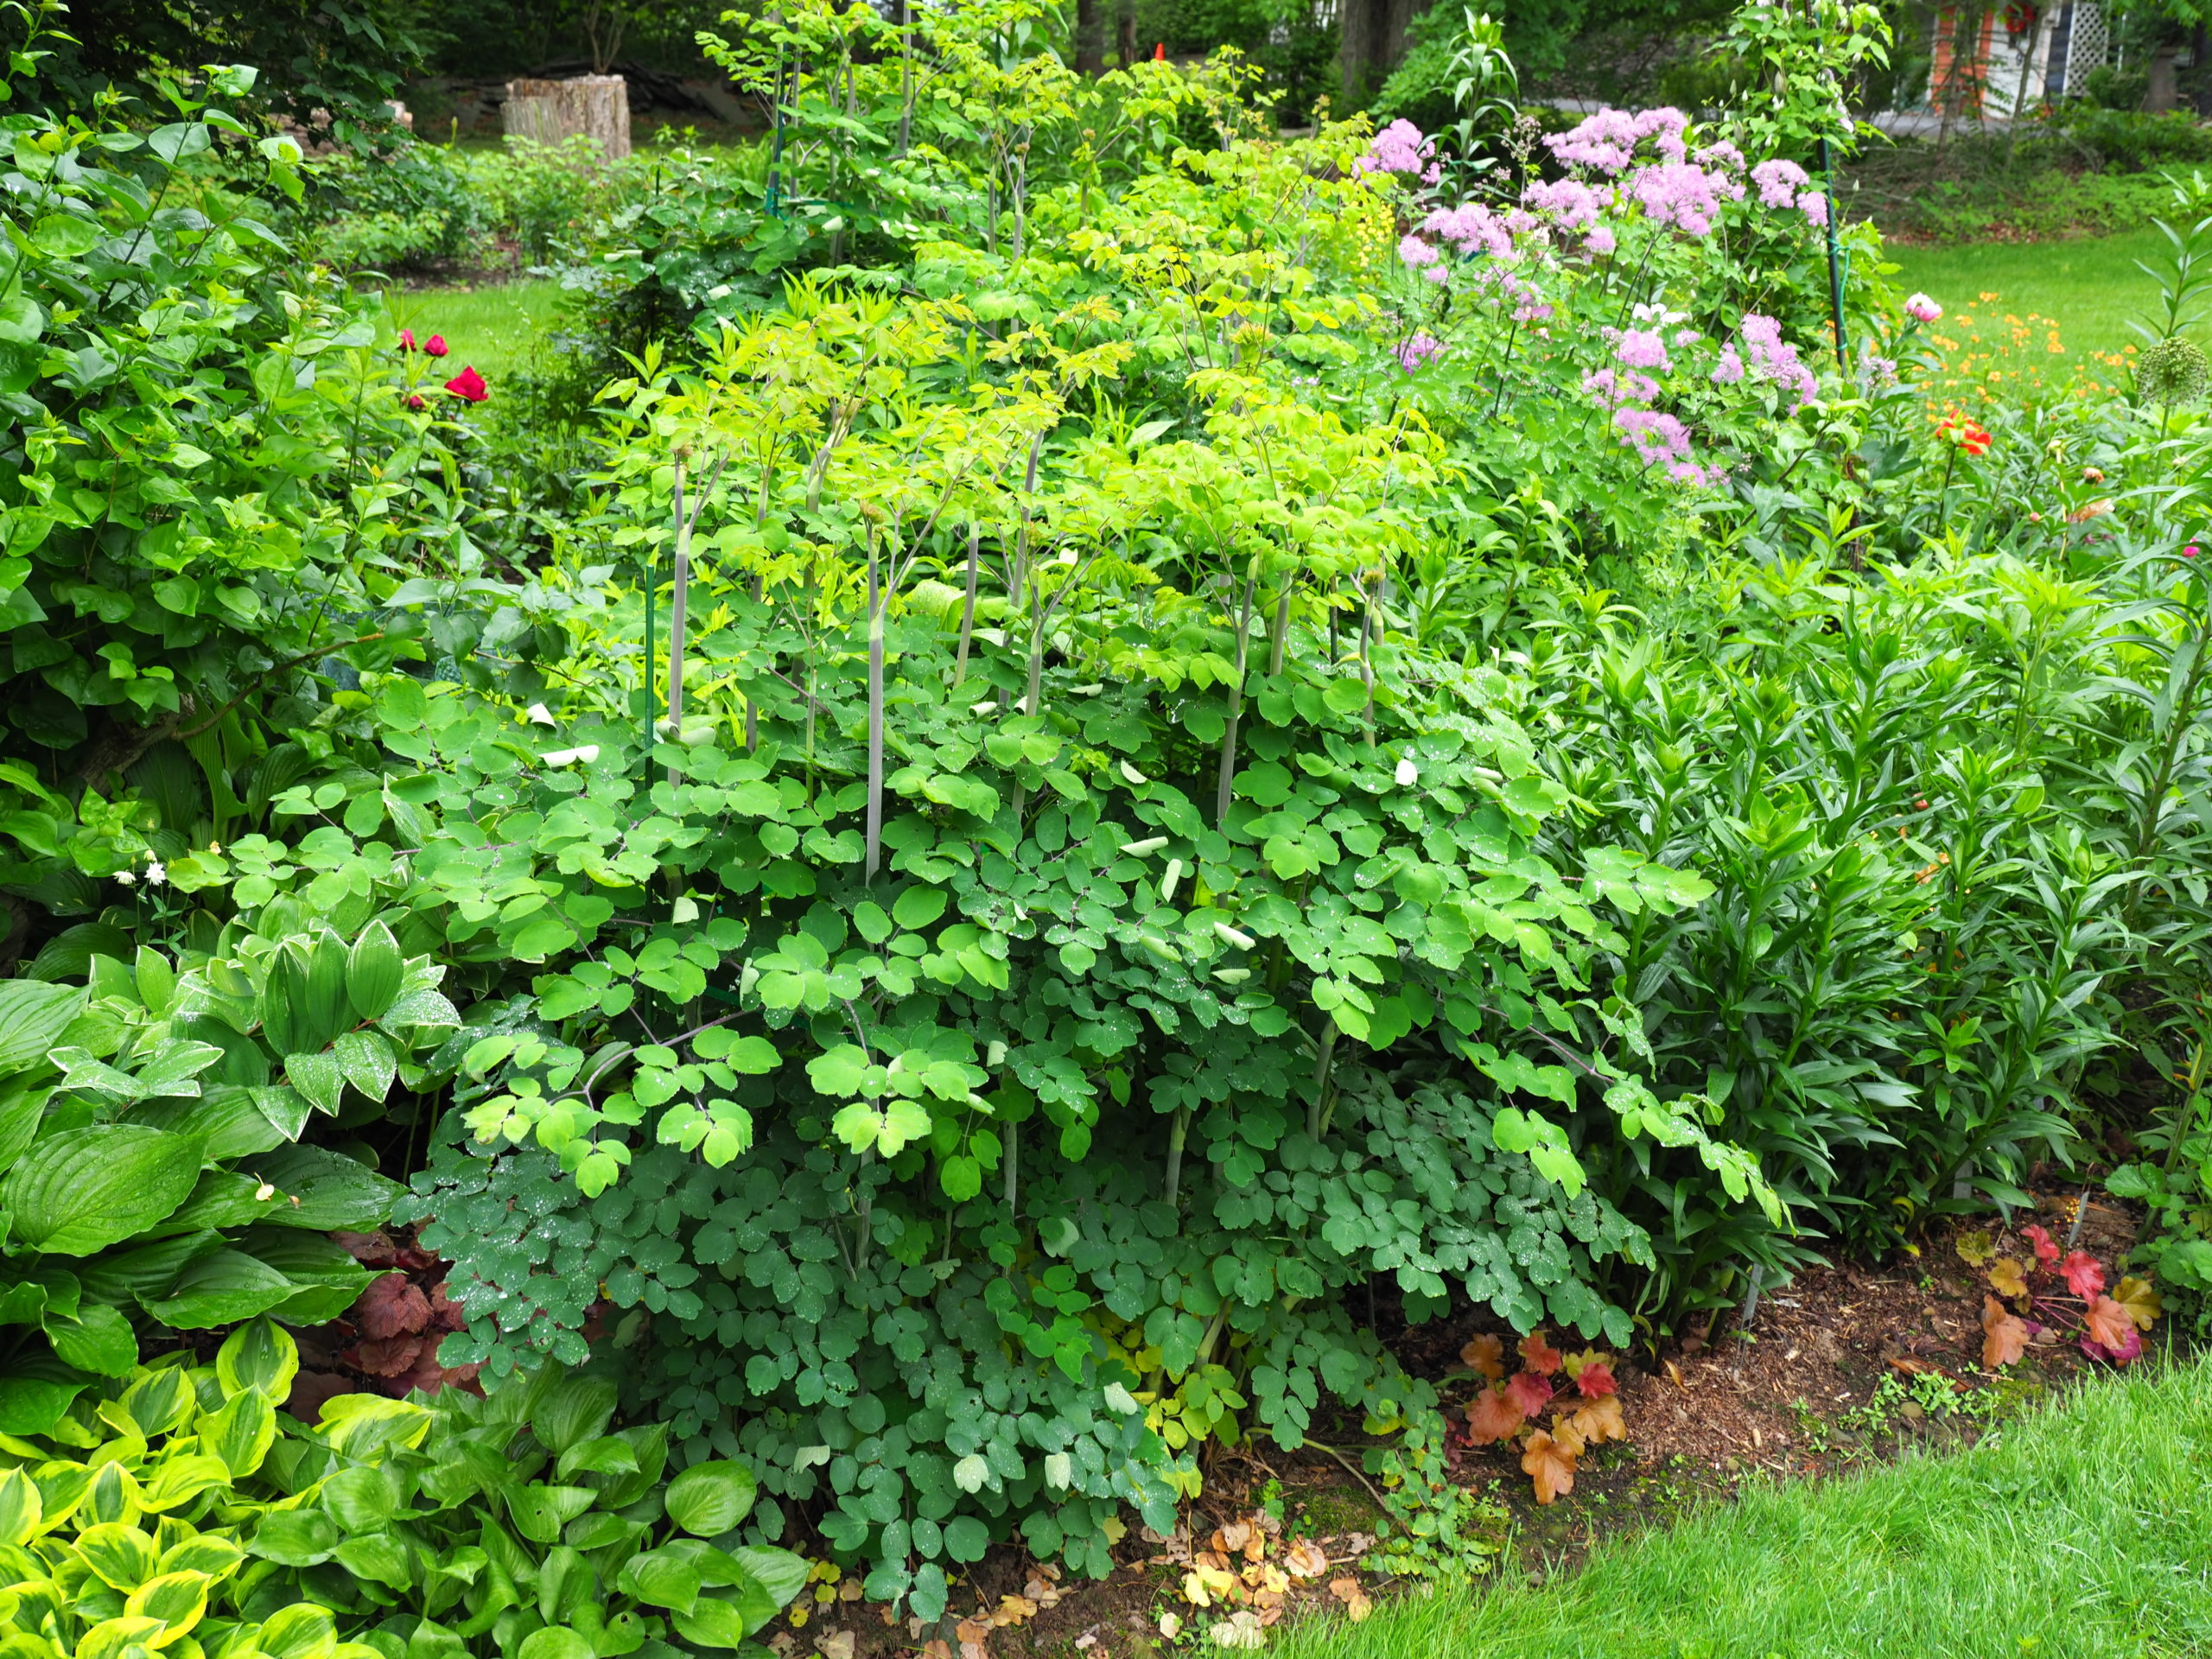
356,1273,431,1340
1504,1370,1555,1417
1521,1430,1578,1505
2082,1294,2135,1355
2059,1250,2105,1300
1459,1334,1505,1379
1570,1357,1618,1399
2021,1224,2060,1266
1517,1332,1563,1376
1986,1256,2029,1299
2080,1324,2144,1363
1464,1385,1525,1444
351,1335,425,1379
1980,1295,2029,1369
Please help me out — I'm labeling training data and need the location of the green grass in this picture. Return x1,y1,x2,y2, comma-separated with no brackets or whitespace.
378,279,566,384
1279,1358,2212,1659
1886,230,2163,361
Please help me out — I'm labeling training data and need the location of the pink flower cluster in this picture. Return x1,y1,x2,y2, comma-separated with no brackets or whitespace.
1421,202,1516,260
1521,177,1605,230
1583,366,1661,406
1739,313,1819,408
1615,327,1670,371
1751,158,1808,208
1360,118,1438,179
1396,332,1446,372
1628,161,1743,236
1546,106,1689,173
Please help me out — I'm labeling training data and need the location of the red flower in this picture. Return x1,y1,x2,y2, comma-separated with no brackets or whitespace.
1935,410,1992,456
424,334,449,358
398,327,416,352
405,393,424,410
442,365,488,403
1153,41,1166,59
2185,543,2200,558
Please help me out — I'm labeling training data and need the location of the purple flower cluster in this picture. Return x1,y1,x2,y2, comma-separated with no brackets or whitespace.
1583,366,1661,405
1546,106,1689,173
1360,118,1438,180
1712,345,1745,385
1395,332,1446,372
1739,313,1819,407
1399,234,1440,269
1628,161,1743,236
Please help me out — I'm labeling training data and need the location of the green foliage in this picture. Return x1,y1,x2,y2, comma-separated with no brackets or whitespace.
0,900,467,1429
0,30,493,931
248,1353,807,1659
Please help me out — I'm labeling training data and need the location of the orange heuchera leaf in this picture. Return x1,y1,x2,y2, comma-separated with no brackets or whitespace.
1521,1430,1578,1504
1504,1370,1556,1418
1954,1230,1995,1267
1547,1412,1586,1459
1518,1331,1563,1375
1327,1579,1372,1622
2083,1294,2133,1353
1987,1256,2029,1299
1567,1394,1627,1446
2059,1249,2105,1300
2113,1275,2164,1332
1460,1333,1505,1379
1464,1384,1526,1444
1569,1356,1618,1398
1980,1295,2029,1369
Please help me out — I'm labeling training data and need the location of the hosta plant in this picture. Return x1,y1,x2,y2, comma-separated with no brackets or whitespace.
0,1320,383,1659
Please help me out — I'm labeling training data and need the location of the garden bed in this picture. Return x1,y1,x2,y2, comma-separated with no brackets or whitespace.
766,1190,2147,1659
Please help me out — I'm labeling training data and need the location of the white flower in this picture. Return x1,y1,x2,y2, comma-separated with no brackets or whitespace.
254,1179,276,1201
1395,756,1419,786
115,869,137,887
525,702,556,726
541,744,601,767
144,859,166,886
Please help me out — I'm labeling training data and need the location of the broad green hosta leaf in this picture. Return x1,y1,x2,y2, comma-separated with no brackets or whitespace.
345,922,404,1021
664,1460,757,1535
3,1128,204,1255
0,981,78,1072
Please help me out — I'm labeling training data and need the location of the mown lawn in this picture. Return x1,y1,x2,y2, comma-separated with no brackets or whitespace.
1277,1357,2212,1659
382,278,566,383
1885,229,2163,363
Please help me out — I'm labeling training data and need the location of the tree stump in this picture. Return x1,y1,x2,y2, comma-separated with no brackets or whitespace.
503,74,631,159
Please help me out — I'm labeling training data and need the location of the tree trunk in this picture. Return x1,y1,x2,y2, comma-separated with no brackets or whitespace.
504,74,632,158
1076,0,1104,75
2148,41,2181,111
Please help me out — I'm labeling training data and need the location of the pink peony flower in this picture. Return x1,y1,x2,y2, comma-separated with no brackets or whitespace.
1906,292,1942,323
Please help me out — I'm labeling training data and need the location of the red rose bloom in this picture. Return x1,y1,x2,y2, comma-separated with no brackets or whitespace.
398,327,416,352
405,393,424,410
442,365,488,403
424,334,449,358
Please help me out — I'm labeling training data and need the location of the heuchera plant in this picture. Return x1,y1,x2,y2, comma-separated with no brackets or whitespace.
1447,1331,1625,1503
1959,1225,2162,1369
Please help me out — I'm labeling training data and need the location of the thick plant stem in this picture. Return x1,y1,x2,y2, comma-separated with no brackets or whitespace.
1307,1023,1338,1141
953,524,982,685
665,457,691,787
1004,1121,1020,1211
1214,571,1257,825
864,531,886,884
1164,1106,1191,1206
1268,582,1292,677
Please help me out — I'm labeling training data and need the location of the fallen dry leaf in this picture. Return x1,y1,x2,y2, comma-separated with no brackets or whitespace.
816,1633,855,1659
1328,1578,1373,1623
922,1643,953,1659
1284,1539,1330,1579
1159,1612,1185,1639
1217,1521,1251,1554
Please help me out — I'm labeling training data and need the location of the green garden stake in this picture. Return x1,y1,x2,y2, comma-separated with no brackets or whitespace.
1820,135,1849,371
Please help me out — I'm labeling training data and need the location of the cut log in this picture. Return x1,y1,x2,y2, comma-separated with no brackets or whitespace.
503,74,631,159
